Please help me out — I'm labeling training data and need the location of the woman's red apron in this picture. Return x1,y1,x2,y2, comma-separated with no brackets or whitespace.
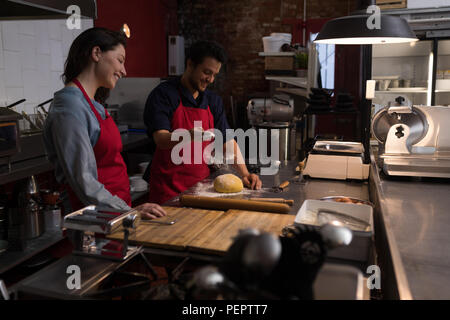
67,79,131,211
148,95,214,204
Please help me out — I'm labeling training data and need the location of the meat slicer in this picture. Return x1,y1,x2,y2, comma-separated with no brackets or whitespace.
372,105,450,178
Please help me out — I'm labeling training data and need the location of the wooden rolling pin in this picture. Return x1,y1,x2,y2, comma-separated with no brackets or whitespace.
180,195,291,214
249,198,294,206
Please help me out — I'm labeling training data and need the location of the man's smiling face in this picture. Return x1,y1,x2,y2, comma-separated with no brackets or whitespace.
187,57,222,93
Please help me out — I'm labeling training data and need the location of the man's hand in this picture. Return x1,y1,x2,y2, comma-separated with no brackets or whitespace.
136,203,167,220
242,173,262,190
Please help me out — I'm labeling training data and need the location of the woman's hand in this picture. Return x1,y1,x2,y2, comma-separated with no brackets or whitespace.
136,203,167,220
242,173,262,190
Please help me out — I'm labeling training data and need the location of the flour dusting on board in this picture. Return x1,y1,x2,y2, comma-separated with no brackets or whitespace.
190,181,270,198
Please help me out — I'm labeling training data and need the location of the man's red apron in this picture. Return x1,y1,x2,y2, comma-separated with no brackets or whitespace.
67,79,132,211
148,94,214,204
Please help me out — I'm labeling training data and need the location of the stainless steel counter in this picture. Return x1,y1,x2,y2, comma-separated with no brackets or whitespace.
0,228,63,275
370,148,450,300
11,253,129,299
8,159,372,299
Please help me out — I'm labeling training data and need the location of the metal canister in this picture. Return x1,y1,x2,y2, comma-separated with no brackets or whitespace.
24,198,45,239
254,122,296,162
44,205,61,230
16,176,45,240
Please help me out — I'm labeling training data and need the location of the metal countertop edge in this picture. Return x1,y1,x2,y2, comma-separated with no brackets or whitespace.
370,151,413,300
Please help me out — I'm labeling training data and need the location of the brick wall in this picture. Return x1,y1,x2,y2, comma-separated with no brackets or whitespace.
177,0,358,123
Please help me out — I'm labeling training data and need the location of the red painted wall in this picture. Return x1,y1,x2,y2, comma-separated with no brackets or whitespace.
282,18,331,45
95,0,178,77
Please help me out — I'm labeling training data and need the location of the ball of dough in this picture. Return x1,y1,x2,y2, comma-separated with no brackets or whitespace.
214,174,244,193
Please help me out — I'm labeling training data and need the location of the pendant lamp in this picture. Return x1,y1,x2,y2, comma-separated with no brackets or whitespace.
314,0,417,45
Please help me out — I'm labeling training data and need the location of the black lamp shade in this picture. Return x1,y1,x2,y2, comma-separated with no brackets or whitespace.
314,14,418,44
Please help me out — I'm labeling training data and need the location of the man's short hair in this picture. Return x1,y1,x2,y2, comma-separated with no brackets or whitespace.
186,41,227,67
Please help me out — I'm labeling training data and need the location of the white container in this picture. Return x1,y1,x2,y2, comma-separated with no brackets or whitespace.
294,199,374,265
378,79,391,91
270,32,292,44
262,36,284,52
436,79,450,90
129,175,148,192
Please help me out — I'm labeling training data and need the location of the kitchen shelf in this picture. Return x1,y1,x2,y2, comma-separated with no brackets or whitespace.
0,228,64,275
275,87,308,98
258,52,295,56
376,89,428,93
0,156,53,185
372,41,432,58
265,76,308,88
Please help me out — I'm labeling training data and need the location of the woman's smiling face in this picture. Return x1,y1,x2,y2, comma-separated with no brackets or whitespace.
95,44,127,89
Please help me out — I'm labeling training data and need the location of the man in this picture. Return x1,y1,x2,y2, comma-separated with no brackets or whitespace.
144,41,261,204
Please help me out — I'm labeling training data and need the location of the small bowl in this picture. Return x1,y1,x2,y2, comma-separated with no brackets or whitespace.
379,79,391,91
138,162,150,174
129,175,148,192
390,79,400,88
402,79,411,88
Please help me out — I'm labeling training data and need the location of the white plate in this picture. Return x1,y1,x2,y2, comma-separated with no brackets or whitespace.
372,75,400,80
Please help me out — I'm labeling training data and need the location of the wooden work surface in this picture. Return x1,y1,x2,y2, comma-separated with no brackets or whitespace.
107,207,295,255
187,209,295,255
107,207,225,251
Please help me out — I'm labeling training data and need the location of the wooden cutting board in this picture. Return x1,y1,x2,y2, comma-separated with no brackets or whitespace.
107,206,225,251
187,209,295,255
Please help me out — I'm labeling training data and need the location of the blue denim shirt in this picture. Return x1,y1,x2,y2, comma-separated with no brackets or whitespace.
43,86,130,211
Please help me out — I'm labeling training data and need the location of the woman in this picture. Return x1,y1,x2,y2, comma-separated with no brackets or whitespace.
44,27,166,219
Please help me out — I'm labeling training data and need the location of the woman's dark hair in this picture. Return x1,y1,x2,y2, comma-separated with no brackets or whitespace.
62,27,127,104
186,41,227,67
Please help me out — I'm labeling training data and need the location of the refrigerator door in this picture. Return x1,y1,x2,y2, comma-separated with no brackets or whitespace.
435,40,450,106
372,40,433,107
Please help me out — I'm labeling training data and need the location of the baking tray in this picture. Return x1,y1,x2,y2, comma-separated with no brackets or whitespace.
294,199,374,265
